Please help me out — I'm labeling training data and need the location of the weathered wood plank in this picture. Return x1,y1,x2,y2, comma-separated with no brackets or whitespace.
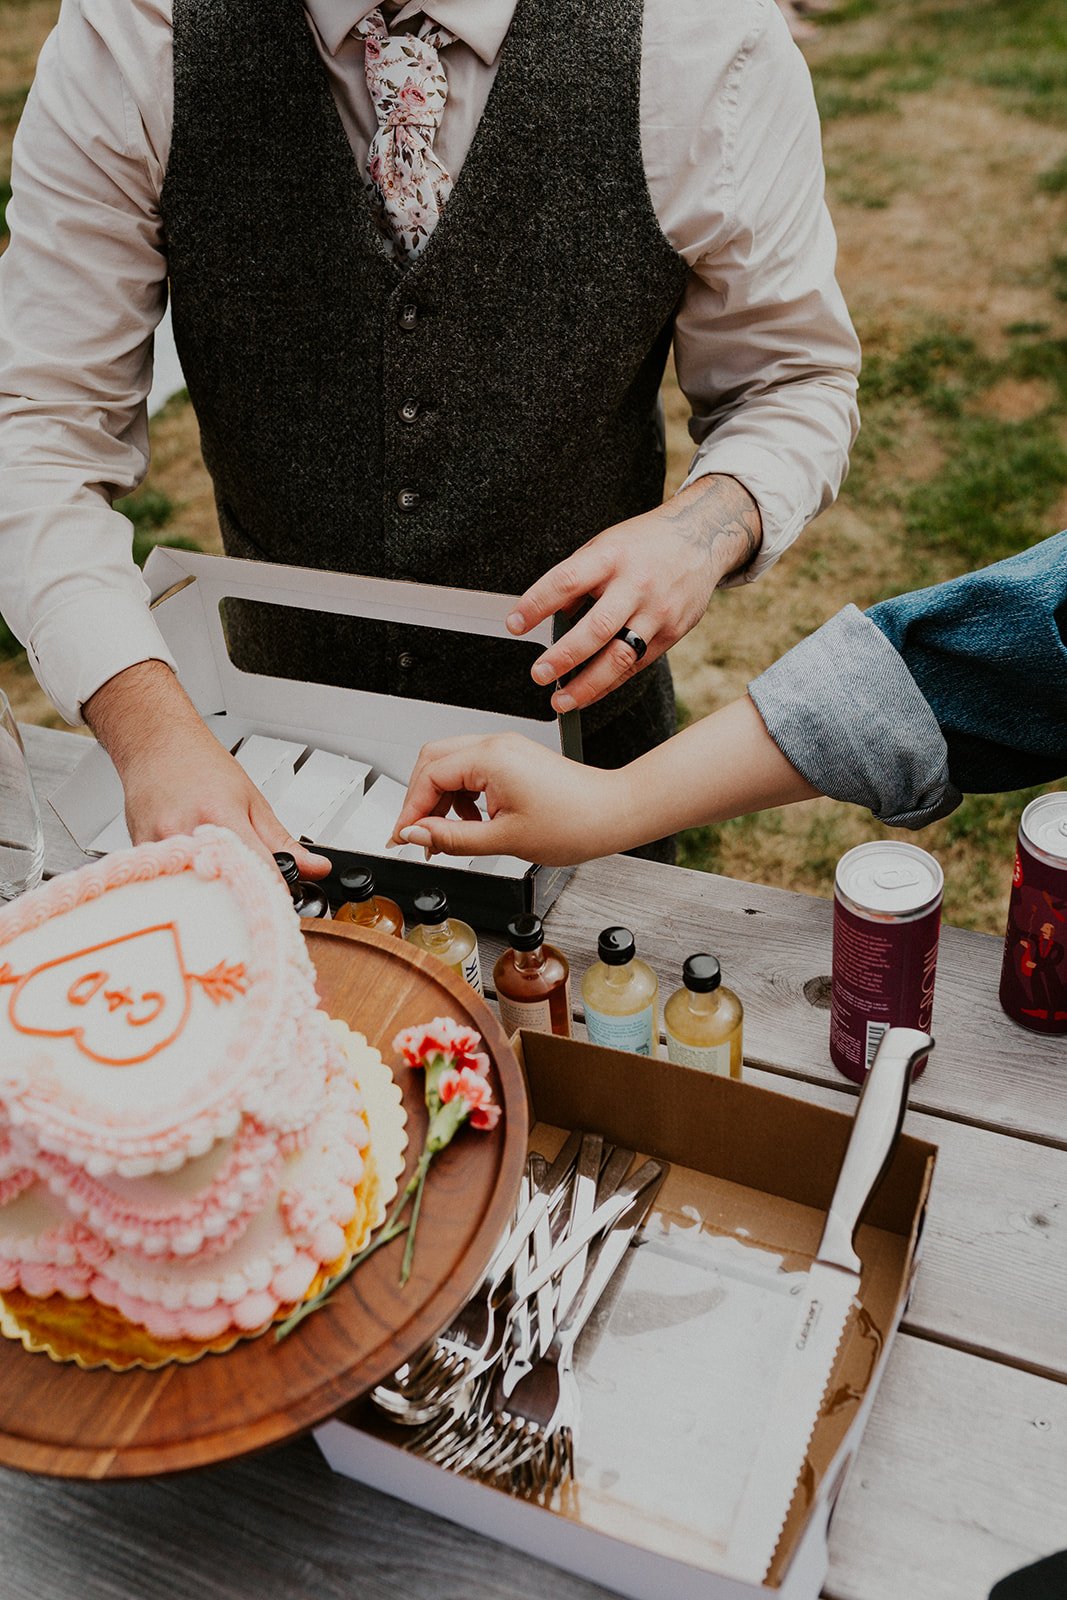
0,1436,618,1600
539,854,1067,1150
0,1335,1062,1600
825,1336,1067,1600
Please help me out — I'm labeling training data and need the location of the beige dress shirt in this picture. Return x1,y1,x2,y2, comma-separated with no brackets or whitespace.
0,0,860,726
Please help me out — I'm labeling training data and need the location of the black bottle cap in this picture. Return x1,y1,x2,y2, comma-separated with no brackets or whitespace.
339,867,376,902
273,852,299,886
413,887,450,926
683,954,721,993
507,913,544,952
598,926,635,966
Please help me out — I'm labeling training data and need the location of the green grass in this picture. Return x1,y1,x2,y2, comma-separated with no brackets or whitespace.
0,86,30,115
851,327,1067,568
815,89,896,123
810,0,1067,125
1037,156,1067,194
113,486,200,567
0,180,10,243
905,416,1067,565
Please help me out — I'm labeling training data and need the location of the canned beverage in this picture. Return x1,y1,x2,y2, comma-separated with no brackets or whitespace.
830,841,943,1084
998,792,1067,1034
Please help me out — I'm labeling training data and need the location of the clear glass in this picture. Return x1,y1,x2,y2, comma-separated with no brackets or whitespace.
406,915,483,993
0,690,45,901
335,894,405,937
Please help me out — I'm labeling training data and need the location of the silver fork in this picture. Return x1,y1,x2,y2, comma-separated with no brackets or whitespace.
472,1158,667,1491
371,1131,583,1420
500,1140,635,1397
405,1151,656,1467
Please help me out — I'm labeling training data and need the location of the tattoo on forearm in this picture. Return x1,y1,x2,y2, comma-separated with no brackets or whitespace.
660,476,762,579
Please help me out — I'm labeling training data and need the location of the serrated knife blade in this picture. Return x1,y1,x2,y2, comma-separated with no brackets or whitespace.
720,1025,933,1586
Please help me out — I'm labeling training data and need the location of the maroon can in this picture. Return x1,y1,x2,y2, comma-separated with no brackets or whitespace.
998,792,1067,1034
830,841,943,1084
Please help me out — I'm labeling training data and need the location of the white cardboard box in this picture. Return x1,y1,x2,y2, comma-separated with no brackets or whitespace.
49,550,577,929
316,1032,936,1600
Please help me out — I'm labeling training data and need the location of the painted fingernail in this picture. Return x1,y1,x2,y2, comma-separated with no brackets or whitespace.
531,660,554,686
554,693,576,713
400,825,432,846
506,612,525,634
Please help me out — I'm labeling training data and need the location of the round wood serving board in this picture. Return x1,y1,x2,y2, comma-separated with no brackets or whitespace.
0,920,527,1479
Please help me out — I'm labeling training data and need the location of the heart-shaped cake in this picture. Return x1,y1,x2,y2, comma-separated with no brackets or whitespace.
0,829,398,1360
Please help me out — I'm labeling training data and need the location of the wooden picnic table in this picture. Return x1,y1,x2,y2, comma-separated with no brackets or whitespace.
2,723,1065,1600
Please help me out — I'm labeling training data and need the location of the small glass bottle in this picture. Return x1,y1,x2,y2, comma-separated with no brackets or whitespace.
406,887,483,994
493,913,572,1039
581,926,658,1056
664,954,743,1079
274,852,331,920
334,867,405,938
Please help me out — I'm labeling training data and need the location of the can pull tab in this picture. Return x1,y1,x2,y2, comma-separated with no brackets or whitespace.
873,866,922,890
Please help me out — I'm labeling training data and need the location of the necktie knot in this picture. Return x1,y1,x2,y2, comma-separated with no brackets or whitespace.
356,9,455,259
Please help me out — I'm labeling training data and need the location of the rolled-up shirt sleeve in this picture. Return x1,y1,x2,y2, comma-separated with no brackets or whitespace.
748,530,1067,826
0,2,176,725
748,605,961,829
645,0,860,581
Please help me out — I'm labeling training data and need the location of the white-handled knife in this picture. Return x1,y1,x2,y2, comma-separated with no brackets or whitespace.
720,1025,933,1585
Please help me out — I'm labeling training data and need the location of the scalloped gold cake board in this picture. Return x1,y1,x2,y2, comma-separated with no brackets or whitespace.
0,1020,408,1371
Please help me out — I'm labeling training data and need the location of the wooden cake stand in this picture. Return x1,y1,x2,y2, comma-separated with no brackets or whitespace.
0,921,527,1478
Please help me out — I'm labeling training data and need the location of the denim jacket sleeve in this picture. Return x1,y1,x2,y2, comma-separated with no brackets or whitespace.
748,530,1067,829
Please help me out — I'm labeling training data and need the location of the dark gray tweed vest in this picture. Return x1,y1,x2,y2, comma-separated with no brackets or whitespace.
161,0,689,739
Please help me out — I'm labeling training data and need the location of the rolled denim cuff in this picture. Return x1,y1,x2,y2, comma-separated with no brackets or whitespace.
748,605,963,828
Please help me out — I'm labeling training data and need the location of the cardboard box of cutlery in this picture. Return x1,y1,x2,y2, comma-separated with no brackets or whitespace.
48,549,576,932
316,1030,937,1599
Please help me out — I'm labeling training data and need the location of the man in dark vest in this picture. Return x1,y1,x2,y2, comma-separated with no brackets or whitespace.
0,0,859,872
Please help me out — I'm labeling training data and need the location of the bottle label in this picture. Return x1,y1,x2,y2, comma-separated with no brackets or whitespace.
665,1034,732,1076
461,945,484,996
584,1001,655,1056
497,994,553,1036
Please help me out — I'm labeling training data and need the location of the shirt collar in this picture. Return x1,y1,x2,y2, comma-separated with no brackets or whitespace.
305,0,515,66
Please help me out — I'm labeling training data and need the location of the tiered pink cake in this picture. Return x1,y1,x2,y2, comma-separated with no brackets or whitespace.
0,828,381,1358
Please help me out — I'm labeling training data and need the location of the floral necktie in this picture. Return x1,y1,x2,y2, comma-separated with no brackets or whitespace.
356,9,456,261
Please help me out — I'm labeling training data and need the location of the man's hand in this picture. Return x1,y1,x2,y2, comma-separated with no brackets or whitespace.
505,475,762,714
83,661,331,878
388,732,630,867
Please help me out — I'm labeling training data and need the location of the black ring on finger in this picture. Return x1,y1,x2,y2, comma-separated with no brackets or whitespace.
614,626,648,661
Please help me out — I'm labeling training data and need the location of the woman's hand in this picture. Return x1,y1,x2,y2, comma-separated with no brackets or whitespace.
389,733,630,867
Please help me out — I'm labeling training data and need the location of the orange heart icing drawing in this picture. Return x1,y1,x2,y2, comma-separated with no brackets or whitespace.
0,925,247,1067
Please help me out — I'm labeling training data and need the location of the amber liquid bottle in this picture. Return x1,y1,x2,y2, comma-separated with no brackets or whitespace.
664,954,743,1078
334,867,404,938
274,852,331,919
493,913,572,1038
406,888,483,994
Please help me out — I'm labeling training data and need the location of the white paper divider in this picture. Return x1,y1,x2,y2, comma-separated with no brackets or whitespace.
233,734,307,796
272,749,372,843
87,812,134,854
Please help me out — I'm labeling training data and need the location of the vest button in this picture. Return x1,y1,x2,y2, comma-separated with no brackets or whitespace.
397,487,420,511
398,398,420,423
397,652,416,673
398,303,419,330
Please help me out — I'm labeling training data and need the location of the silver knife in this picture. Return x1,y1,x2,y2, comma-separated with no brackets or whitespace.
720,1025,933,1584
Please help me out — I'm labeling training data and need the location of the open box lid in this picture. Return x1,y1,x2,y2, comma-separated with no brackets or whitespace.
50,549,580,852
